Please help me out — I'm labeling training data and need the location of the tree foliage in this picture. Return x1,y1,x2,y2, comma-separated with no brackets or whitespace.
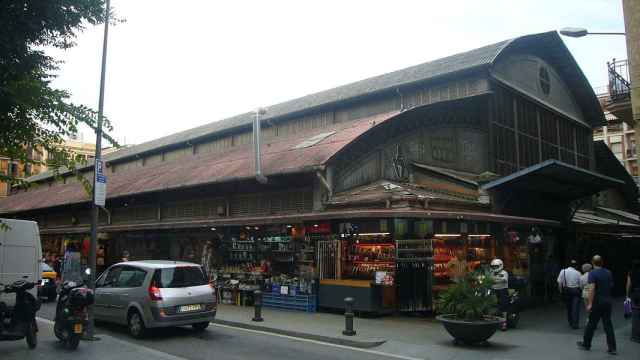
0,0,119,190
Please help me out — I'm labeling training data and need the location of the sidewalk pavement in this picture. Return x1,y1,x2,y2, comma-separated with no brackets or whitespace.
214,300,638,359
2,318,186,360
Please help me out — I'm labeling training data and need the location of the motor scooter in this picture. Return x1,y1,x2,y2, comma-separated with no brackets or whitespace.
54,281,94,350
0,280,40,349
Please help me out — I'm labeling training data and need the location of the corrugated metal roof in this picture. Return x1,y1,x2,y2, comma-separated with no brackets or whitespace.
25,39,511,183
572,210,640,227
0,111,399,214
328,180,481,207
596,207,640,223
27,31,604,184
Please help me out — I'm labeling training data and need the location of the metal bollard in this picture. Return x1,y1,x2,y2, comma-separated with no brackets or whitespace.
252,290,264,322
342,297,356,336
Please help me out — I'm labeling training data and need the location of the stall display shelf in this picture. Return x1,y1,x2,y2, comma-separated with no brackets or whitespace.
396,257,431,262
262,292,317,312
353,260,394,264
397,248,431,253
355,243,395,247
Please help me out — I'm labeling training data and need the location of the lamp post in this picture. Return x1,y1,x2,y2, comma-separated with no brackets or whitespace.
559,27,626,37
87,0,111,340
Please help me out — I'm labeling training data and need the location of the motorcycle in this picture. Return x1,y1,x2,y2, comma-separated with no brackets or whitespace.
54,281,94,350
505,288,521,328
0,280,40,349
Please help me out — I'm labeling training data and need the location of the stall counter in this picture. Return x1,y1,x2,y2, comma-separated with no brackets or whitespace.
318,279,395,313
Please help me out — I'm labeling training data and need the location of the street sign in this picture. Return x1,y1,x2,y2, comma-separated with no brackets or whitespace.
94,158,107,207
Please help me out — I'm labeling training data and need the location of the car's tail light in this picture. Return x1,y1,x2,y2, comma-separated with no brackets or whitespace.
149,282,163,301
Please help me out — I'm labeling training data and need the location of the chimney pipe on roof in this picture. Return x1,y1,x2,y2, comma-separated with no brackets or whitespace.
253,108,268,184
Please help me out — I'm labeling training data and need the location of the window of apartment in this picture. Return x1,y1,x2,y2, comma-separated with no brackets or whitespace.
9,162,18,176
608,123,623,133
610,142,623,155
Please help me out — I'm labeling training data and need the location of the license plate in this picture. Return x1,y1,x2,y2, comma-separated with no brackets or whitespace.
73,323,83,334
40,279,49,285
179,304,201,313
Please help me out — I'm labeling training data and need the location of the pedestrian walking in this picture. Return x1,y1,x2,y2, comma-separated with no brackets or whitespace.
580,263,594,327
626,259,640,343
577,255,617,355
558,259,582,329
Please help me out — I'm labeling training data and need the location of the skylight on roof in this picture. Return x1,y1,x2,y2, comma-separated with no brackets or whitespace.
291,131,336,150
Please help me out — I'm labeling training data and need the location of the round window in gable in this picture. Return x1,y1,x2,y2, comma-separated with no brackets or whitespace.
539,66,551,95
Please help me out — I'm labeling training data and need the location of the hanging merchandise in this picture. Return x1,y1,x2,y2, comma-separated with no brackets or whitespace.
527,227,543,244
503,228,520,244
317,240,341,279
395,239,432,312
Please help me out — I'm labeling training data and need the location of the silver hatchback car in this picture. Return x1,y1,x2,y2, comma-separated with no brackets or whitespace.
94,260,217,337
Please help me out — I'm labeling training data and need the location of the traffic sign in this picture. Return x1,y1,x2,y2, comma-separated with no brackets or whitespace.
94,159,107,207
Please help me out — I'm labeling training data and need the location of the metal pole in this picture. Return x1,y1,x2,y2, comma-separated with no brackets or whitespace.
252,290,264,322
586,32,626,35
87,0,110,339
342,297,356,336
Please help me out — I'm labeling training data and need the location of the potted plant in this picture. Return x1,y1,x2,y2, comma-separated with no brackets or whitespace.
435,269,502,345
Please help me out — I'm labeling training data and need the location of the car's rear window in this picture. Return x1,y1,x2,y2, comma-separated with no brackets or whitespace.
154,267,207,288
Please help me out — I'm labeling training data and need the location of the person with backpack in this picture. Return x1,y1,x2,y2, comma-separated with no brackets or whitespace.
626,259,640,343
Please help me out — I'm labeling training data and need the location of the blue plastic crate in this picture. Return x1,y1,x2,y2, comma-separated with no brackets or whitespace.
262,292,317,312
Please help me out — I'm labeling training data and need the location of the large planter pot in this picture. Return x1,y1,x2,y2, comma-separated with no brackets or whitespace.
436,314,502,345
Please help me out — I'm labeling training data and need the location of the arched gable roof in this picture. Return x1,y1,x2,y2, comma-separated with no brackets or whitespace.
490,31,604,128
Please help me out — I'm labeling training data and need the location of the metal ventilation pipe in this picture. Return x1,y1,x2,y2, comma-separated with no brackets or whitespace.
253,107,268,184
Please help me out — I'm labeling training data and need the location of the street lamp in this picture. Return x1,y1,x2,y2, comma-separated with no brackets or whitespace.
559,27,626,38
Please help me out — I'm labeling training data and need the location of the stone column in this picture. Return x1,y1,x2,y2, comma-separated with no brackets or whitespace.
623,0,640,164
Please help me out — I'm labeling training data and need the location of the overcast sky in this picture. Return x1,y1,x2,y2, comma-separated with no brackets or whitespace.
48,0,628,147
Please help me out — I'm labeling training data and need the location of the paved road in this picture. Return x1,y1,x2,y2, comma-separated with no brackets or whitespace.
36,302,408,360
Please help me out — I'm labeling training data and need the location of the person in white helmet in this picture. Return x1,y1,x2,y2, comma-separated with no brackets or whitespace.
491,258,509,331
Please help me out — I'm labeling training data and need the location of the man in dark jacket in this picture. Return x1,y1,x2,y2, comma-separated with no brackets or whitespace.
577,255,617,355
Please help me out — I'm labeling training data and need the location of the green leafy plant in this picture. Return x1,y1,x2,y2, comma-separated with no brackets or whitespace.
435,269,498,321
1,1,122,194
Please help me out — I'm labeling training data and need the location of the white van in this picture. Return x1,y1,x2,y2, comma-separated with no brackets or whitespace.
0,218,42,308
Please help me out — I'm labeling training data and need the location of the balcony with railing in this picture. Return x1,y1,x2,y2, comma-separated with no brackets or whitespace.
608,58,630,102
605,58,634,125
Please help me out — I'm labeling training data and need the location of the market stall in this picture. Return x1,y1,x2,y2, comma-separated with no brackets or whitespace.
317,221,397,314
214,224,318,312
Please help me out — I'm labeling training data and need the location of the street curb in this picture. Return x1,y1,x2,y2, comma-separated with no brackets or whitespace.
212,319,387,349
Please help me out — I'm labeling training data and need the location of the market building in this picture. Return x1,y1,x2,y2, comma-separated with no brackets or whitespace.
1,31,638,312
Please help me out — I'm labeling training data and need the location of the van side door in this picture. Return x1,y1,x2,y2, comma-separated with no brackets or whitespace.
0,220,39,307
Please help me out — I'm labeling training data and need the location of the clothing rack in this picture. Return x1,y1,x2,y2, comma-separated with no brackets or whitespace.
395,239,433,312
317,240,341,280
